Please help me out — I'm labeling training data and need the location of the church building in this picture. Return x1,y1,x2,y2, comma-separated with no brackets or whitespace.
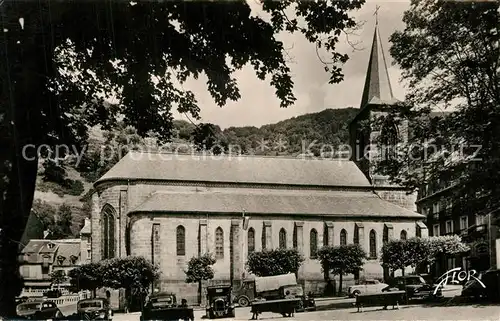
90,22,427,303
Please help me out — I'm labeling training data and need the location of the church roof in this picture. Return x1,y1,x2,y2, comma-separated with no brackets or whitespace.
96,151,372,188
128,190,423,218
359,24,399,109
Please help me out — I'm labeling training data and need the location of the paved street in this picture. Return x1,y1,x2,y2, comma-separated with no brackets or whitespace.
112,301,500,321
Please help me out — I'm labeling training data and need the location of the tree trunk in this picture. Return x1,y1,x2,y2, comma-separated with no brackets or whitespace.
0,15,60,315
0,147,39,317
338,274,343,297
402,268,405,276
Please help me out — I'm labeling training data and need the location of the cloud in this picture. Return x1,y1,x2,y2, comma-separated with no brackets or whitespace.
174,2,410,129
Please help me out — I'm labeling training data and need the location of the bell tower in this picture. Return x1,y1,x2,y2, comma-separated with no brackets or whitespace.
348,10,416,211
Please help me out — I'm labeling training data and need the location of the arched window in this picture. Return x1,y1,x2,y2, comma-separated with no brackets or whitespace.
323,224,329,247
354,225,359,245
310,229,318,258
400,230,407,240
369,230,377,258
101,205,116,260
248,228,255,254
380,119,399,160
176,226,186,256
279,228,287,249
340,229,347,246
383,226,389,244
215,227,224,259
293,226,297,249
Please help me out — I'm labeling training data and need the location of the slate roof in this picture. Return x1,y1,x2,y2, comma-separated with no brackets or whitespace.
96,152,372,188
55,242,80,266
21,240,48,254
129,190,424,218
359,25,398,110
20,239,81,265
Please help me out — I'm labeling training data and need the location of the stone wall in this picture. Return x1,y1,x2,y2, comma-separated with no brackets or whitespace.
127,213,422,300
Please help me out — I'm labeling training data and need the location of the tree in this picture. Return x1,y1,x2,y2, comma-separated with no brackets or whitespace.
0,1,365,315
49,270,67,290
424,235,470,266
373,1,500,216
67,262,103,297
56,203,73,237
246,248,304,277
192,123,227,155
317,244,366,295
101,256,160,310
381,238,430,276
381,236,469,277
185,253,216,305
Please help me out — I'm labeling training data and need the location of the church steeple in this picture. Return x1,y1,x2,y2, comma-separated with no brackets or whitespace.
359,20,398,109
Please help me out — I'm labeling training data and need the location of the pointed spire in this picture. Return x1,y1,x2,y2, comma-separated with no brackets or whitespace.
359,18,398,109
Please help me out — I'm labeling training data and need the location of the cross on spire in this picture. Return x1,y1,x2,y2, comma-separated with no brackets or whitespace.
373,5,380,26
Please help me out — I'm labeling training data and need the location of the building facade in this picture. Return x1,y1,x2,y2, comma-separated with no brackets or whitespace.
417,176,500,275
91,153,427,303
89,22,429,304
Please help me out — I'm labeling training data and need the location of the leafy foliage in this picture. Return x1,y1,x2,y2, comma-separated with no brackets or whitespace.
101,257,160,297
317,244,366,276
381,236,469,273
68,262,103,292
192,123,227,155
374,0,500,215
425,235,470,264
381,238,429,274
30,200,74,239
68,256,159,297
246,248,304,277
50,270,67,286
317,244,366,294
184,253,216,284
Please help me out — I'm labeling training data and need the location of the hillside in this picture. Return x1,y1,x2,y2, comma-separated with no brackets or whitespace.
30,107,358,239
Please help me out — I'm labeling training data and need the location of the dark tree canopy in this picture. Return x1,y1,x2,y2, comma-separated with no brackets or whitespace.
246,248,304,277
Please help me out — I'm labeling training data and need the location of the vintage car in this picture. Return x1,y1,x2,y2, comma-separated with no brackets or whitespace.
16,299,64,320
206,285,235,319
141,292,194,321
348,279,389,297
384,275,442,299
75,298,113,320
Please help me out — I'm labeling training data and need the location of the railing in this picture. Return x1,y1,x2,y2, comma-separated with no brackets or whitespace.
49,295,80,306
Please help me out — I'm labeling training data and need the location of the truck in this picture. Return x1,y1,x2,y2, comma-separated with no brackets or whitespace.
234,273,315,311
234,273,297,307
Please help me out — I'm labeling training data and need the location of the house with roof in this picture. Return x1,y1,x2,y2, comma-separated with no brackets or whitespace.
18,218,91,295
89,22,428,302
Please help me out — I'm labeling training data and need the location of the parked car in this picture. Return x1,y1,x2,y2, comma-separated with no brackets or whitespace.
347,279,389,297
16,300,63,320
141,292,193,321
75,298,113,321
461,273,487,300
206,285,235,319
384,275,442,299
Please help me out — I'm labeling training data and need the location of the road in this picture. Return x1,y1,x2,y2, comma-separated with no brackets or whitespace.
112,299,500,321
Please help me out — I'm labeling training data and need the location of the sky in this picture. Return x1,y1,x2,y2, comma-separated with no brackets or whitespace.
173,0,412,129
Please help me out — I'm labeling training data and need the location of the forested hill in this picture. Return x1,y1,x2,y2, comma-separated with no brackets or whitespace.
221,107,357,155
27,107,358,241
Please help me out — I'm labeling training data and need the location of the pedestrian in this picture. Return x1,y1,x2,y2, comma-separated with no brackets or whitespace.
250,296,265,320
180,299,188,307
